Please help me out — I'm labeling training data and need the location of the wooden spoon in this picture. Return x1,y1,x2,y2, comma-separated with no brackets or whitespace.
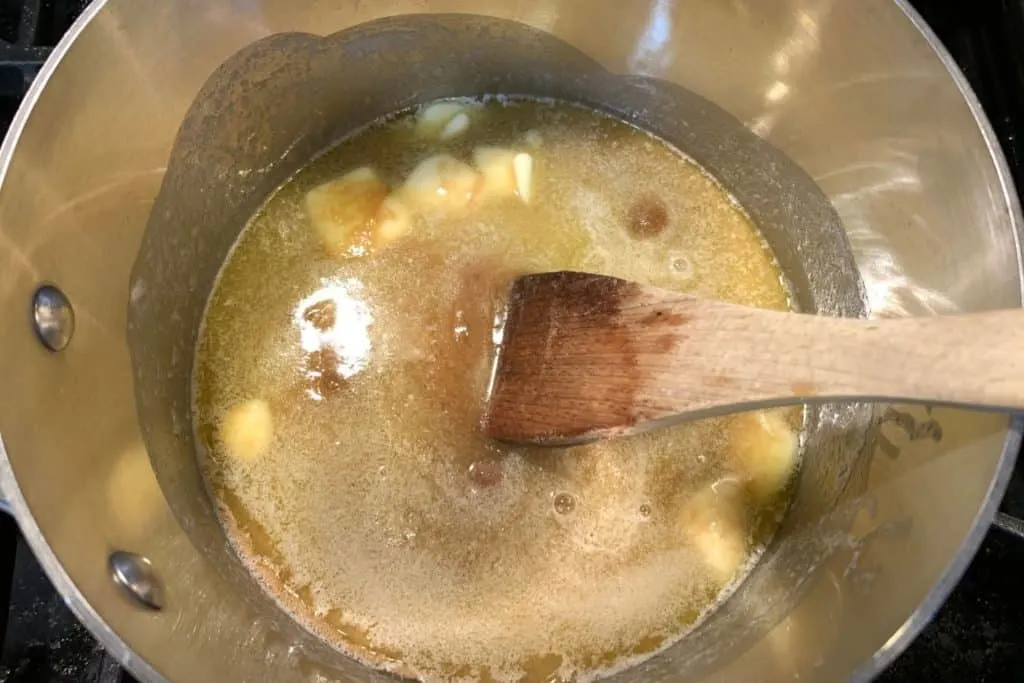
482,271,1024,446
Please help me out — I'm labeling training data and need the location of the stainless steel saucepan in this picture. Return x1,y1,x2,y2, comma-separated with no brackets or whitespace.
0,2,1020,682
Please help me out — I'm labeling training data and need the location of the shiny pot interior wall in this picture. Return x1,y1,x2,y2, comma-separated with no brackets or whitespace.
129,14,871,680
0,2,1019,683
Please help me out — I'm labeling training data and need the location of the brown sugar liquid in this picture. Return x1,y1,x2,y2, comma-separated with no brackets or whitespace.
193,98,800,683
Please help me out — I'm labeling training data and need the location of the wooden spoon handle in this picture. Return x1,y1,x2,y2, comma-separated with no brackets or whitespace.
647,301,1024,414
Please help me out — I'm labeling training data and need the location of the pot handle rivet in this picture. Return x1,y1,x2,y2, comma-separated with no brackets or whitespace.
31,284,74,352
109,550,164,611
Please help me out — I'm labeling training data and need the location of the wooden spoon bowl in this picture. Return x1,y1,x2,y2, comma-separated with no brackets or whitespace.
483,271,1024,446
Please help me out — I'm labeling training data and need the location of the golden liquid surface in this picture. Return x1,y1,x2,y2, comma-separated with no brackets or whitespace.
194,99,799,683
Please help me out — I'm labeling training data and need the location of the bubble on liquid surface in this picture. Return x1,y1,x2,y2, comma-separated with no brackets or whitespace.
554,492,576,515
467,459,503,489
670,255,692,278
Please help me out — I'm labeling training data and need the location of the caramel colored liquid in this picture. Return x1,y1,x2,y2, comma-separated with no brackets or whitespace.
194,99,798,683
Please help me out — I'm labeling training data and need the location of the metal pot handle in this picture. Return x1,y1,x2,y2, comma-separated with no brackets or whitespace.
0,283,77,517
994,512,1024,539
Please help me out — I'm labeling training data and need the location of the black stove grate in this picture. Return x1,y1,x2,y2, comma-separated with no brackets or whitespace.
0,536,128,683
911,0,1024,202
0,0,89,133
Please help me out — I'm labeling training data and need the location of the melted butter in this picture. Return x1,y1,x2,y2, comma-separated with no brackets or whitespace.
194,98,799,683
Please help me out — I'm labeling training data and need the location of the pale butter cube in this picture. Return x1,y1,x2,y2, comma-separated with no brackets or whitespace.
220,399,274,461
416,102,473,140
728,409,799,503
373,193,415,247
472,147,518,201
403,154,479,212
304,167,388,259
677,480,751,583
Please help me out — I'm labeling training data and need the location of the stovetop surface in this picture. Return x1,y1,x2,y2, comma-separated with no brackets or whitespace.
1,1,1023,681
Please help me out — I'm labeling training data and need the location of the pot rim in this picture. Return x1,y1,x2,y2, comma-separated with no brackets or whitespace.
846,2,1024,680
0,2,1019,683
0,9,165,683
